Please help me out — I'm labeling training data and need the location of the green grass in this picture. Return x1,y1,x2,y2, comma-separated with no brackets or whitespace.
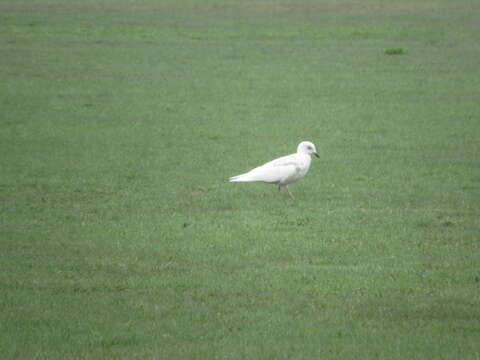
384,47,407,55
1,0,480,358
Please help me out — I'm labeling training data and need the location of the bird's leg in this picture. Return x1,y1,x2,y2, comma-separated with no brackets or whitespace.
286,186,295,200
278,185,283,192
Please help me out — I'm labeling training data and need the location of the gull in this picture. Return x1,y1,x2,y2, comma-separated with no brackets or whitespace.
229,141,319,199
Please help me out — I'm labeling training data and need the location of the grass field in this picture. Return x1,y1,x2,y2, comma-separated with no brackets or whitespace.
1,0,480,358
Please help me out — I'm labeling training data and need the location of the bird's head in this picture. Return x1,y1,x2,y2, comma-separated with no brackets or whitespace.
297,141,319,158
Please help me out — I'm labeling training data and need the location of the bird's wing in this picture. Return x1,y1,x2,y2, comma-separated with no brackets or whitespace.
268,153,300,168
230,154,299,183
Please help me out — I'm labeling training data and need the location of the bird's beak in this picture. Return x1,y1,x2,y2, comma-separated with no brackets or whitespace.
314,152,320,158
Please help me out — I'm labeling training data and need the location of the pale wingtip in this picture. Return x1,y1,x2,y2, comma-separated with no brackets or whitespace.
229,174,249,182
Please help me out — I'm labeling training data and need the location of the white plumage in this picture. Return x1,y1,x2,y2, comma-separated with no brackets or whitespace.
229,141,319,199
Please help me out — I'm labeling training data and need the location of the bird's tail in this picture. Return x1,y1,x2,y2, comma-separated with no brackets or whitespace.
229,172,257,182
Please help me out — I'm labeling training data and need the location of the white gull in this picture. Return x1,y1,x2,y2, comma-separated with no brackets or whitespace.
229,141,319,199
